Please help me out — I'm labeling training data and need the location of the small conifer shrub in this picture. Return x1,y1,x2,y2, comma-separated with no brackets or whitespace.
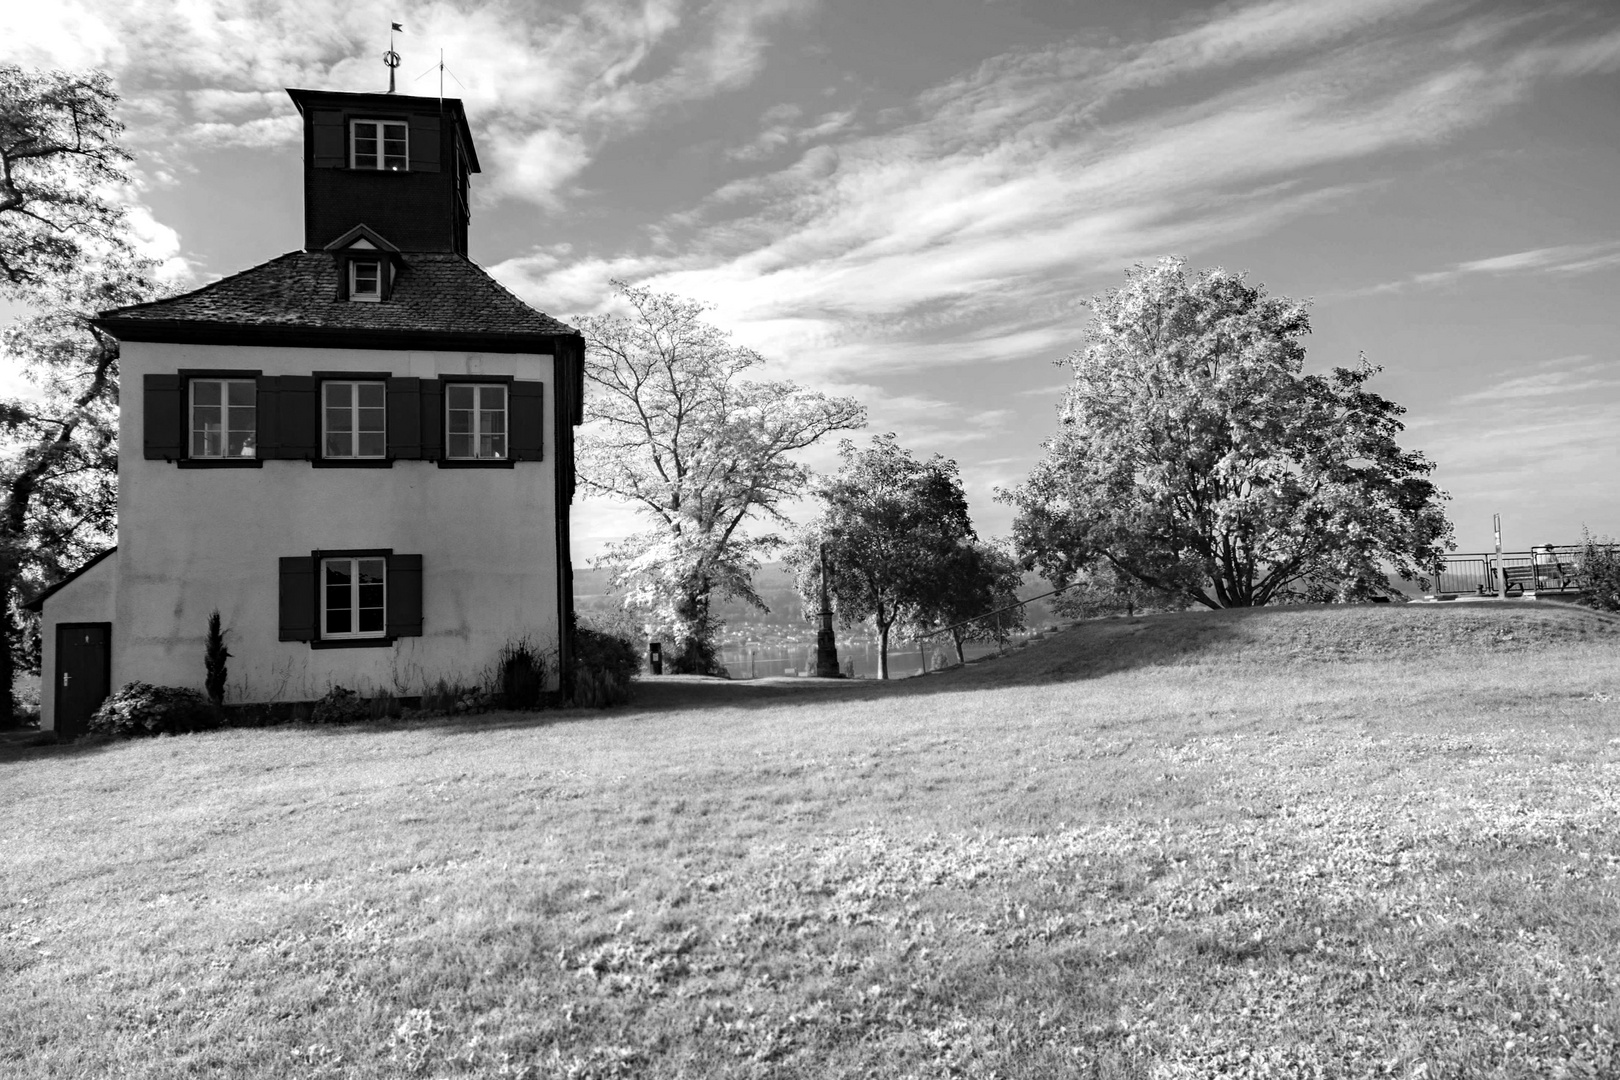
204,610,231,705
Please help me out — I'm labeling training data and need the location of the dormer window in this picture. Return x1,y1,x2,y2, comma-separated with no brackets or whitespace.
351,120,407,171
350,260,381,301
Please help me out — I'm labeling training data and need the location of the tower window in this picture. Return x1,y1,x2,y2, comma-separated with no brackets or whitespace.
351,120,408,171
350,260,381,301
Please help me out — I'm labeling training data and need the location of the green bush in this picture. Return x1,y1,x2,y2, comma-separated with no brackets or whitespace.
498,637,547,710
90,682,220,739
571,621,639,708
1577,529,1620,612
309,686,372,725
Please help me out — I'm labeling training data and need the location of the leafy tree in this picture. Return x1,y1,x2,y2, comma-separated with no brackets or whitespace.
790,435,976,679
1576,528,1620,612
1004,258,1452,610
913,539,1027,665
1,65,133,289
573,281,865,674
1049,559,1181,620
1,65,153,725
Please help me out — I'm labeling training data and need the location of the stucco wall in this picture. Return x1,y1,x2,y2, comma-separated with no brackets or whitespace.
116,341,561,703
37,553,118,731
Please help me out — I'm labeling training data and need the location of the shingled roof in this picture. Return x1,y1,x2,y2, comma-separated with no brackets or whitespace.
96,251,577,352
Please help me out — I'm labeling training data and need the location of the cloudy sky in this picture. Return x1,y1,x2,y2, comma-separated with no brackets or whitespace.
4,0,1619,561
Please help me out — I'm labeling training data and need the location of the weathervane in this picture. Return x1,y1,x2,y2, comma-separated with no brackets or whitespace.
384,21,403,94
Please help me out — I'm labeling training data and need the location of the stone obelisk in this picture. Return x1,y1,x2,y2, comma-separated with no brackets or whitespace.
814,543,842,677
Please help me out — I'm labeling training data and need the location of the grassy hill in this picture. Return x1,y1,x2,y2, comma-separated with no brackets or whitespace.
4,601,1619,1078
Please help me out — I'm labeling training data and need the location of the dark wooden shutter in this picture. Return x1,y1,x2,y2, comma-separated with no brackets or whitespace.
410,115,440,172
419,378,443,460
279,557,316,641
385,553,423,637
510,380,544,461
142,374,184,461
311,110,345,168
276,376,318,459
255,376,279,458
386,377,421,458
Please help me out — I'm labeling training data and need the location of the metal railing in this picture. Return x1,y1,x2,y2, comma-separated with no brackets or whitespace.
1431,547,1590,596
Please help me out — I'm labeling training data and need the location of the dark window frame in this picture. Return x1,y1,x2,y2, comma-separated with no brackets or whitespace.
309,547,396,650
350,118,409,172
441,377,514,467
178,368,265,469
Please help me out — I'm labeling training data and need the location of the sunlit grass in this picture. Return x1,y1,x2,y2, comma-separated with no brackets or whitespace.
3,602,1619,1077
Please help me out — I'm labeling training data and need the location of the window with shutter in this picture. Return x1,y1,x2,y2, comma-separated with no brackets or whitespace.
275,376,318,459
143,374,183,460
281,551,421,646
510,381,544,461
420,379,444,460
386,378,421,458
410,115,441,172
385,553,423,637
278,557,316,641
255,376,281,457
311,110,345,168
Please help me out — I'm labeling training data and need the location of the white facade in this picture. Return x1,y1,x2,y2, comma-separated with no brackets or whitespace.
37,340,562,730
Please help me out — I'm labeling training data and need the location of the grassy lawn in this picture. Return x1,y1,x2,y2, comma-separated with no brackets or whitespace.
4,601,1620,1078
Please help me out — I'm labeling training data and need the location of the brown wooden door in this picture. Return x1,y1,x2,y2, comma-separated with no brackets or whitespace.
56,624,110,741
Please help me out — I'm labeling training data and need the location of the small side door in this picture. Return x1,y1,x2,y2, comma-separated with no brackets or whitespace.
56,623,111,741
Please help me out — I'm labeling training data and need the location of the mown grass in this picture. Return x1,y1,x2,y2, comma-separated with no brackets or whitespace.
3,601,1619,1078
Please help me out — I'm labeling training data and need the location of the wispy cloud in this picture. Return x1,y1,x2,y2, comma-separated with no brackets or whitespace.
1,0,818,203
1352,242,1620,295
1412,353,1620,517
498,2,1620,385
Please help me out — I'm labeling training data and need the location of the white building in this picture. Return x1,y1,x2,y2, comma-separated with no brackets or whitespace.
28,86,584,737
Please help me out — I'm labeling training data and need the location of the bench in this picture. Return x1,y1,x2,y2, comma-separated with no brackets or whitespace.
1499,561,1582,595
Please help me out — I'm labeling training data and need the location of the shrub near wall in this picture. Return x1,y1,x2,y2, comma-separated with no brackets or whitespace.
90,683,220,738
572,623,640,708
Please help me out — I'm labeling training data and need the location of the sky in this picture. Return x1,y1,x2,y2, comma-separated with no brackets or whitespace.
3,0,1618,564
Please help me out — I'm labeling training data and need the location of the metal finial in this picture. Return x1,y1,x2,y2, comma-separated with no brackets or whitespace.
385,21,403,93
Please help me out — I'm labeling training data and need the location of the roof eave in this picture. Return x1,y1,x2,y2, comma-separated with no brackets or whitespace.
93,317,581,354
24,547,117,613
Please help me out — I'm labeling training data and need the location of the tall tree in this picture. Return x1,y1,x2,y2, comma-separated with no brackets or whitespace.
573,281,865,674
1005,258,1452,609
912,539,1026,666
1,65,152,725
1,66,133,289
790,435,976,679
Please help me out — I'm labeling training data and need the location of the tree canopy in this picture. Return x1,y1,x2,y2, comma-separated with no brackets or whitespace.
573,281,865,673
790,434,976,679
911,539,1027,666
1005,258,1453,609
0,65,132,292
1,65,154,724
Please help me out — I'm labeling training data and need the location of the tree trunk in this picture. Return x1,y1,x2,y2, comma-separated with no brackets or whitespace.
952,630,966,665
0,566,15,728
877,619,890,680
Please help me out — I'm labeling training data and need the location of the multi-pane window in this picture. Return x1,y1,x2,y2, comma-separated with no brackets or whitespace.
323,381,386,458
446,384,507,460
351,120,407,171
350,260,381,301
323,557,386,638
190,379,256,458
